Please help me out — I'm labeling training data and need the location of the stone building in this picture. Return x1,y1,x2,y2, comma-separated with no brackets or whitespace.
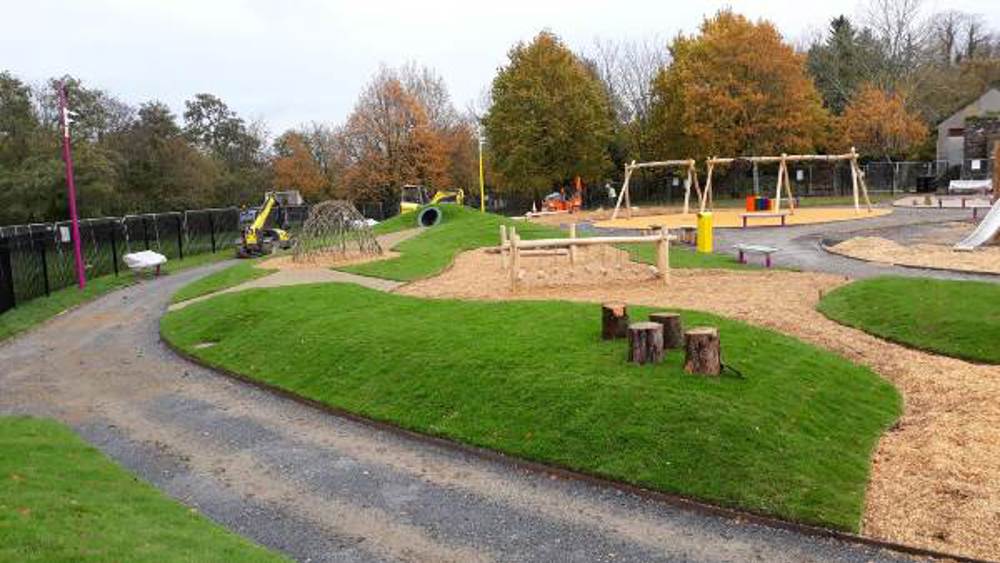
936,86,1000,177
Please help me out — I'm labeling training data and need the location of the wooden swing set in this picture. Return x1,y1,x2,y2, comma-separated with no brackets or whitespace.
610,148,873,219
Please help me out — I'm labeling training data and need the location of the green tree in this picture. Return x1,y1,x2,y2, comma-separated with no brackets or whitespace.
807,16,887,114
484,31,613,196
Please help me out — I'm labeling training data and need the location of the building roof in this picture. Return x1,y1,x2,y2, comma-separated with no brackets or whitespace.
937,84,1000,126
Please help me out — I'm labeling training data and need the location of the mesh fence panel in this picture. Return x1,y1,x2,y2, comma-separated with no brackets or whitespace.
0,206,241,313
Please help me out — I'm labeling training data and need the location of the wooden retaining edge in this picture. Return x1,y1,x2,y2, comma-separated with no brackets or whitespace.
160,333,984,563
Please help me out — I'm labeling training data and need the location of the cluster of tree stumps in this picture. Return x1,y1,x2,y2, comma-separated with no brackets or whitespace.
601,303,721,375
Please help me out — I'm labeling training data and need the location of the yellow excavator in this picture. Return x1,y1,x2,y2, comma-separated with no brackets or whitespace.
236,191,295,258
400,185,464,213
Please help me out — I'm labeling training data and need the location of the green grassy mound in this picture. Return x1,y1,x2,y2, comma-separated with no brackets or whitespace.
171,259,276,304
0,416,281,562
818,276,1000,364
162,283,900,531
350,206,746,281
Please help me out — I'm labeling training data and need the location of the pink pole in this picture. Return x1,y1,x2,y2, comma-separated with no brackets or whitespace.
59,81,86,290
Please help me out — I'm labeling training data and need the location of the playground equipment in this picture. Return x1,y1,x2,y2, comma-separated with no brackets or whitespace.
954,198,1000,251
236,191,296,258
544,177,584,213
500,224,675,291
703,149,872,214
291,200,381,263
400,185,465,213
611,150,872,218
611,160,699,220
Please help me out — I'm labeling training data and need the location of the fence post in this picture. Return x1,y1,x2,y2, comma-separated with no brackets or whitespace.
176,214,184,260
36,234,50,297
109,226,119,277
142,217,150,250
208,212,216,253
0,239,15,311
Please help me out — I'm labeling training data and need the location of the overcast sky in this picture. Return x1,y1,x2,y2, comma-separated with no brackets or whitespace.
5,0,999,134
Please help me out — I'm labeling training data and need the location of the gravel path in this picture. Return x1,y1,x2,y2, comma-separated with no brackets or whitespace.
0,263,918,561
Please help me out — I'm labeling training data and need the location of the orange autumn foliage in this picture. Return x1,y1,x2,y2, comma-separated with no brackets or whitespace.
649,10,830,158
838,84,928,159
272,132,330,200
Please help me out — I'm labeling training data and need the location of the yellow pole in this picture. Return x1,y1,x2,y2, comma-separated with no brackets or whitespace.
478,135,486,213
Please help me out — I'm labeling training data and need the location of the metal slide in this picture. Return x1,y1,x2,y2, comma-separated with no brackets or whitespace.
954,198,1000,251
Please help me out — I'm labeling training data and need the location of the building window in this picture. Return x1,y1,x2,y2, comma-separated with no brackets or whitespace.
948,128,965,137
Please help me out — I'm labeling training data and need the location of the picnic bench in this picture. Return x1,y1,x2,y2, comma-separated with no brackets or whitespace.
734,244,779,268
739,211,790,228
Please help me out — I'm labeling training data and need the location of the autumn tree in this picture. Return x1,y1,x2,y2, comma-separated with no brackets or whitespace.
484,31,613,196
272,131,331,200
336,69,449,203
649,11,830,158
839,83,928,159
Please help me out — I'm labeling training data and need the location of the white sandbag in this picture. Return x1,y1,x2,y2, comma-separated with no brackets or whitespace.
123,250,168,271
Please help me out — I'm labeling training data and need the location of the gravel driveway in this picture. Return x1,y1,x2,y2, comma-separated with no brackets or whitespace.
0,262,924,562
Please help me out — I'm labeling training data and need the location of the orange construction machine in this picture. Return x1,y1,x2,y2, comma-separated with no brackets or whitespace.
543,177,584,213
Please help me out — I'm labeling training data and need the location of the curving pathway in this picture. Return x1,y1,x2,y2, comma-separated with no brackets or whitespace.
0,262,921,562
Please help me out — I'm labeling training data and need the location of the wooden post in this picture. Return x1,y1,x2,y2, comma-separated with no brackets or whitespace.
568,223,578,265
649,312,683,348
510,227,520,291
701,161,714,212
656,227,669,282
627,322,664,365
774,156,785,212
499,224,509,269
683,327,721,375
601,302,629,340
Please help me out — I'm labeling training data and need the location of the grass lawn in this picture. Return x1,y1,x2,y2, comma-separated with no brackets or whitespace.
818,276,1000,364
623,243,750,270
162,283,900,531
0,251,231,343
171,258,276,304
0,416,282,562
350,206,752,281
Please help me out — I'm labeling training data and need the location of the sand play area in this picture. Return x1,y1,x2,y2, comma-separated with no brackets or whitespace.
398,248,1000,560
594,207,892,230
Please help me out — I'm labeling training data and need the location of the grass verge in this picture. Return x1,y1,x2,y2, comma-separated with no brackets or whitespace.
818,276,1000,364
0,251,231,343
162,283,900,531
0,416,282,561
171,259,276,304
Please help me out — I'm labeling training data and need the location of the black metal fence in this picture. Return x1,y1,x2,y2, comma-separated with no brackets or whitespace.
0,200,397,315
0,208,241,314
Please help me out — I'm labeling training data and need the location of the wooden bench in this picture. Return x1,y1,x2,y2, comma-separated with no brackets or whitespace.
739,211,790,228
734,244,779,268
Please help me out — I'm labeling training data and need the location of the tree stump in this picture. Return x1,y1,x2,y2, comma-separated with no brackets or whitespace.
627,322,664,365
649,312,683,349
683,327,721,375
601,302,629,340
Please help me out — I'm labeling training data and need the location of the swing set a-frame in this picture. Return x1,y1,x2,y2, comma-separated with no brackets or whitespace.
610,148,873,220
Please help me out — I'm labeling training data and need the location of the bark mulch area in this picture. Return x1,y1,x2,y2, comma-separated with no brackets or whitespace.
398,248,1000,561
831,236,1000,275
